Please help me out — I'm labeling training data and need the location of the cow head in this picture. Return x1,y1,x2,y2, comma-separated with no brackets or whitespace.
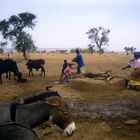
16,72,22,80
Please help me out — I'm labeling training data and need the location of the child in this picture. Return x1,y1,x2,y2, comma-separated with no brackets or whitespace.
60,60,75,82
60,60,68,81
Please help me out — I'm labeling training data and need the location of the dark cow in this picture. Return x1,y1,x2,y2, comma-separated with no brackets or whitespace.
26,59,45,76
0,58,22,84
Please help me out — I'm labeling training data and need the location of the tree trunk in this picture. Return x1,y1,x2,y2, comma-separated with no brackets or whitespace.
23,49,27,60
96,41,102,54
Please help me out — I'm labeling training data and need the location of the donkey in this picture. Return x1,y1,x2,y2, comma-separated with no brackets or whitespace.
0,91,76,136
15,86,68,108
0,122,39,140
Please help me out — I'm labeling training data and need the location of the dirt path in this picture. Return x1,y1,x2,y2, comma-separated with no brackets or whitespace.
68,98,140,120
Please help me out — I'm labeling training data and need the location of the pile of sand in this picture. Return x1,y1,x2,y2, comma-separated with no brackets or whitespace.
69,78,126,93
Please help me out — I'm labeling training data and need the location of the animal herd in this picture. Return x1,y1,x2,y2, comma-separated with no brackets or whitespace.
0,59,76,139
0,58,45,84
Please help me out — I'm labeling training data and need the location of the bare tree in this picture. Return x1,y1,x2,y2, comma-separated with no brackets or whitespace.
86,26,110,54
124,46,136,55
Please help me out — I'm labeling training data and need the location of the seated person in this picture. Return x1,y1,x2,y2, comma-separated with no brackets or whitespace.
128,58,140,69
123,52,140,70
123,54,140,79
122,52,140,88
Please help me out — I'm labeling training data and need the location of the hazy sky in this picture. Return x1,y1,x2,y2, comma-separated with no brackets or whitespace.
0,0,140,51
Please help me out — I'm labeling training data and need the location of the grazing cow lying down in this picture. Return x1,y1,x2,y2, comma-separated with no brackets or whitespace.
0,58,22,84
26,59,45,76
0,122,39,140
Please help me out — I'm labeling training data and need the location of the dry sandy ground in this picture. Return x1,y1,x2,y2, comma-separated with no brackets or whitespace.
0,52,140,140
